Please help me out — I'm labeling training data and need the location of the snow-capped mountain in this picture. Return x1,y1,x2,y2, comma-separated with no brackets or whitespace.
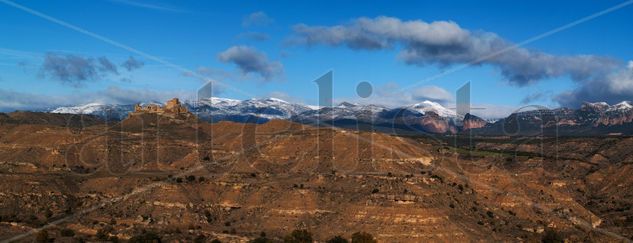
52,97,317,124
190,97,315,123
50,97,461,132
295,102,388,122
51,103,136,120
406,100,456,118
46,98,633,135
471,101,633,136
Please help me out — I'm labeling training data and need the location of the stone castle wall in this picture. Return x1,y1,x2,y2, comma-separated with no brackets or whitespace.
130,98,191,118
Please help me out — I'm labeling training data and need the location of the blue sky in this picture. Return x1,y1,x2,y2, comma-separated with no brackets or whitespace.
1,0,633,118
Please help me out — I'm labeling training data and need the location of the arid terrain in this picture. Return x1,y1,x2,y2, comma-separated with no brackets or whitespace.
1,111,633,242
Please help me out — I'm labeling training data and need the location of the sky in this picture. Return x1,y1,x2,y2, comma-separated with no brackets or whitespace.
1,0,633,118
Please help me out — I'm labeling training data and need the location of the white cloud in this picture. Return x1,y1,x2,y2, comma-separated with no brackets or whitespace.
0,86,196,112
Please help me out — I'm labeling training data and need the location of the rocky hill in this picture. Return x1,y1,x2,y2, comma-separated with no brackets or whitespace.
471,101,633,136
0,113,632,241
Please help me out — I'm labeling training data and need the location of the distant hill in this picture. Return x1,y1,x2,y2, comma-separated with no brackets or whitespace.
48,97,633,136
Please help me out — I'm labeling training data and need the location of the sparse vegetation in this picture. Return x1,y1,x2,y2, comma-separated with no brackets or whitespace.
541,228,564,243
251,234,274,243
326,235,349,243
60,228,75,237
35,230,49,243
129,231,161,243
351,232,376,243
284,229,313,243
194,234,206,243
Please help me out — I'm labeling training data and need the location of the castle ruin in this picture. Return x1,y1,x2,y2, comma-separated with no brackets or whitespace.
130,98,192,119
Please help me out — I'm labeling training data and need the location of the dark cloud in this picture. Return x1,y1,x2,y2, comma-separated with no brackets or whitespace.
237,31,270,41
121,56,144,71
98,57,118,74
555,61,633,107
290,16,620,86
39,53,119,86
217,45,283,80
242,11,273,27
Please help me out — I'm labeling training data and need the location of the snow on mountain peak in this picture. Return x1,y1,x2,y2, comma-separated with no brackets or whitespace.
51,102,106,114
197,97,241,106
582,101,610,110
581,101,633,112
408,100,455,117
264,97,288,103
611,101,633,111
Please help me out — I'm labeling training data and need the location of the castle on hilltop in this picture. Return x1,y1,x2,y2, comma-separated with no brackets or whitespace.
130,98,192,119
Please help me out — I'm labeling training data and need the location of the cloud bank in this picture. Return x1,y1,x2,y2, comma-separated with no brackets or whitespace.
40,53,120,86
556,61,633,107
290,16,630,107
121,56,144,71
350,83,453,107
218,45,283,80
38,53,145,86
0,86,195,112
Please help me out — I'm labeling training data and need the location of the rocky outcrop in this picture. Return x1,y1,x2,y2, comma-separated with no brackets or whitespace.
462,113,487,130
418,112,457,134
130,98,192,119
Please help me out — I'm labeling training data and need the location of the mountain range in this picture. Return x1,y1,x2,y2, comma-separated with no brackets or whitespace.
49,98,633,136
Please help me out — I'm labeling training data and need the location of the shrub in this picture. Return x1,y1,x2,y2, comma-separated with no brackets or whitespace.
194,234,206,243
211,240,222,243
326,235,349,243
284,229,313,243
351,232,376,243
109,236,120,243
251,236,274,243
186,175,196,182
35,230,49,243
541,228,564,243
129,232,161,243
60,228,75,237
96,229,109,240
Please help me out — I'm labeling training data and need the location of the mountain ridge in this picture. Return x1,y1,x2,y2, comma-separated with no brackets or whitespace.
48,97,633,135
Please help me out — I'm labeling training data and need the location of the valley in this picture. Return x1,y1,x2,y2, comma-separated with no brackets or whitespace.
0,110,632,242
